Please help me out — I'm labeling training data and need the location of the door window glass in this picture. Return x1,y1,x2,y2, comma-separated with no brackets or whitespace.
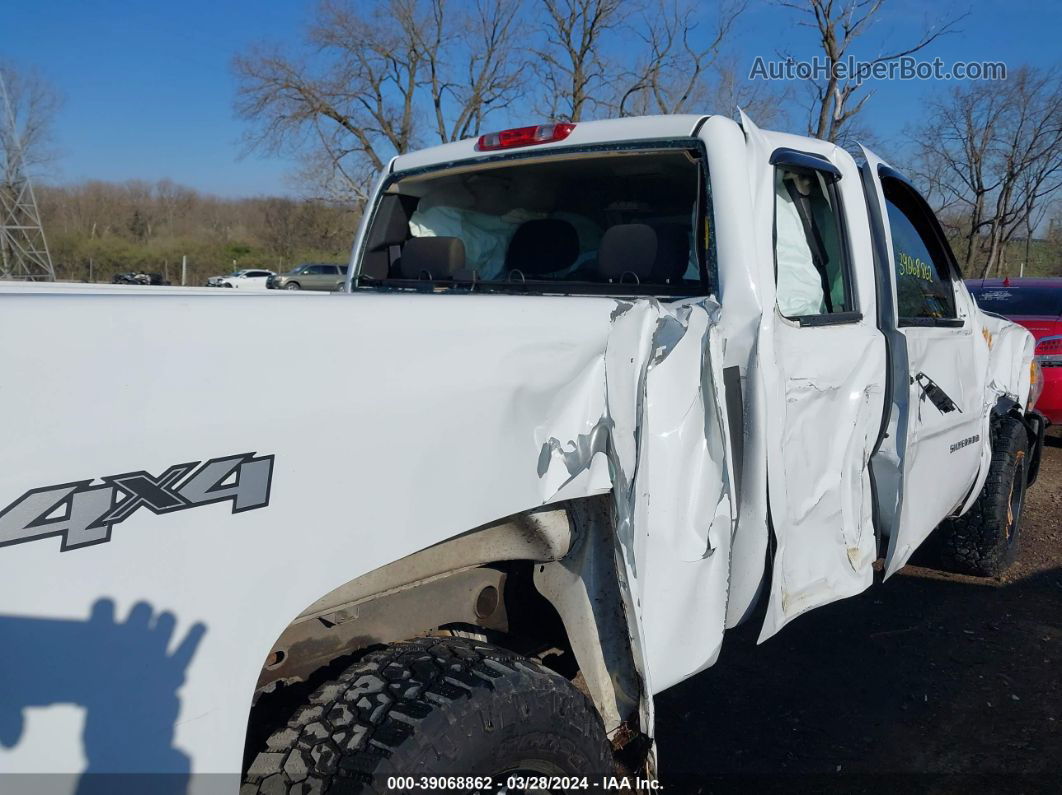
883,181,957,321
774,166,853,319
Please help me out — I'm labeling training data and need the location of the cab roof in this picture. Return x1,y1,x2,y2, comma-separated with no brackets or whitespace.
390,115,710,174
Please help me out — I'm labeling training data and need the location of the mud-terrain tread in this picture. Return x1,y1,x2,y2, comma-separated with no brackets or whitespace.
938,417,1028,577
242,637,614,794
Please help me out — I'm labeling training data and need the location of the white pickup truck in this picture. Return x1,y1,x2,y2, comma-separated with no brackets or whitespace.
0,114,1047,794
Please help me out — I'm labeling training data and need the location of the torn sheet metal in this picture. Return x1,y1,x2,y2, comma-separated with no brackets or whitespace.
537,296,738,706
699,114,772,631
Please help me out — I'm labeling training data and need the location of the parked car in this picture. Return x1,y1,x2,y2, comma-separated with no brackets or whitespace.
967,277,1061,424
205,269,275,288
111,271,168,285
267,262,348,291
0,115,1044,790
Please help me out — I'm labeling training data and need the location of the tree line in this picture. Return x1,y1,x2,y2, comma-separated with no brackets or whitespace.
37,180,356,284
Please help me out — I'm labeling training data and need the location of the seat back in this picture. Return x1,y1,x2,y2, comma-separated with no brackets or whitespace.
505,219,579,276
596,224,657,282
399,237,466,280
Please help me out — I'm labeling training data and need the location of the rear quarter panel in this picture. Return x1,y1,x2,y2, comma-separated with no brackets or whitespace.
0,287,739,779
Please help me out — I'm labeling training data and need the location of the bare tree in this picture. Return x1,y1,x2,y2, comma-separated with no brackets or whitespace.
778,0,964,144
259,197,299,260
618,0,746,116
706,56,792,127
912,81,1006,268
533,0,624,121
0,62,61,180
914,67,1062,277
234,0,524,202
981,69,1062,276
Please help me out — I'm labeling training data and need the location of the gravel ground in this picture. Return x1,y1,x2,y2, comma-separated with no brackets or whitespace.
655,428,1062,794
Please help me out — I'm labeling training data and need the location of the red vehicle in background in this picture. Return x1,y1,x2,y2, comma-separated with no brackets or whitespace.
967,277,1062,424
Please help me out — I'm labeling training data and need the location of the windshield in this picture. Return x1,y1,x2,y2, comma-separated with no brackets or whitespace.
969,285,1062,317
355,146,710,295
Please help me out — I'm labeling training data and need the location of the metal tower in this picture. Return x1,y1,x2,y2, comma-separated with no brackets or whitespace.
0,72,55,281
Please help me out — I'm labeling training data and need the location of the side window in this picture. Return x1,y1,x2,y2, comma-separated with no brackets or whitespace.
307,265,327,275
882,180,957,321
773,164,853,320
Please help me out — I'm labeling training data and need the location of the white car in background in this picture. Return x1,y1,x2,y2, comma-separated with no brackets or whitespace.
206,268,275,288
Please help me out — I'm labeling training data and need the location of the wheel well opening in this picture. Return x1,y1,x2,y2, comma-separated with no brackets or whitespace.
241,559,580,775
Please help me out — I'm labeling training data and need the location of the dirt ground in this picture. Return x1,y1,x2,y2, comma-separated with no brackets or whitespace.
655,429,1062,794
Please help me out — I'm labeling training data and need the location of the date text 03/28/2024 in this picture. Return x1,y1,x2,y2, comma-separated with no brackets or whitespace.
385,776,661,790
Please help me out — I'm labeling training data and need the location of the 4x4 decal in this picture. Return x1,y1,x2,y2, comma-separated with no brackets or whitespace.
0,453,274,552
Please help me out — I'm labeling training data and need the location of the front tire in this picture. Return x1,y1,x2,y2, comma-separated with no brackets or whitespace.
938,416,1028,576
243,637,614,793
285,282,301,291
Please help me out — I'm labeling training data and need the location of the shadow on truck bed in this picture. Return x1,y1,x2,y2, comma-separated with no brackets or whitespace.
0,599,206,794
656,433,1062,793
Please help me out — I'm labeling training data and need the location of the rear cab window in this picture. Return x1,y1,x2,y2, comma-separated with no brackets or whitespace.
355,143,712,297
968,286,1062,317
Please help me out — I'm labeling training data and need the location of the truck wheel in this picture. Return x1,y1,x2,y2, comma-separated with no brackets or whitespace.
242,637,614,794
938,416,1028,577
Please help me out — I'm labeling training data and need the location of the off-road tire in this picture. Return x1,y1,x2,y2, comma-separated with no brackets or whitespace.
938,416,1028,577
242,637,614,794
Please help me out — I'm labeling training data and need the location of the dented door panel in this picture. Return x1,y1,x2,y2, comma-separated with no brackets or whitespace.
739,116,887,639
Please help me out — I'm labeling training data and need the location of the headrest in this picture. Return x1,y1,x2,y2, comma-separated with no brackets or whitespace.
399,236,465,279
597,224,657,281
650,224,691,283
505,218,579,275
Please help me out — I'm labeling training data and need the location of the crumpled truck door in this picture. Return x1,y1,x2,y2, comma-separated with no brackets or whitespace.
740,114,888,640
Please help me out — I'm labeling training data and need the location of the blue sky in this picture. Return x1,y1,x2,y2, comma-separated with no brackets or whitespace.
2,0,1059,197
